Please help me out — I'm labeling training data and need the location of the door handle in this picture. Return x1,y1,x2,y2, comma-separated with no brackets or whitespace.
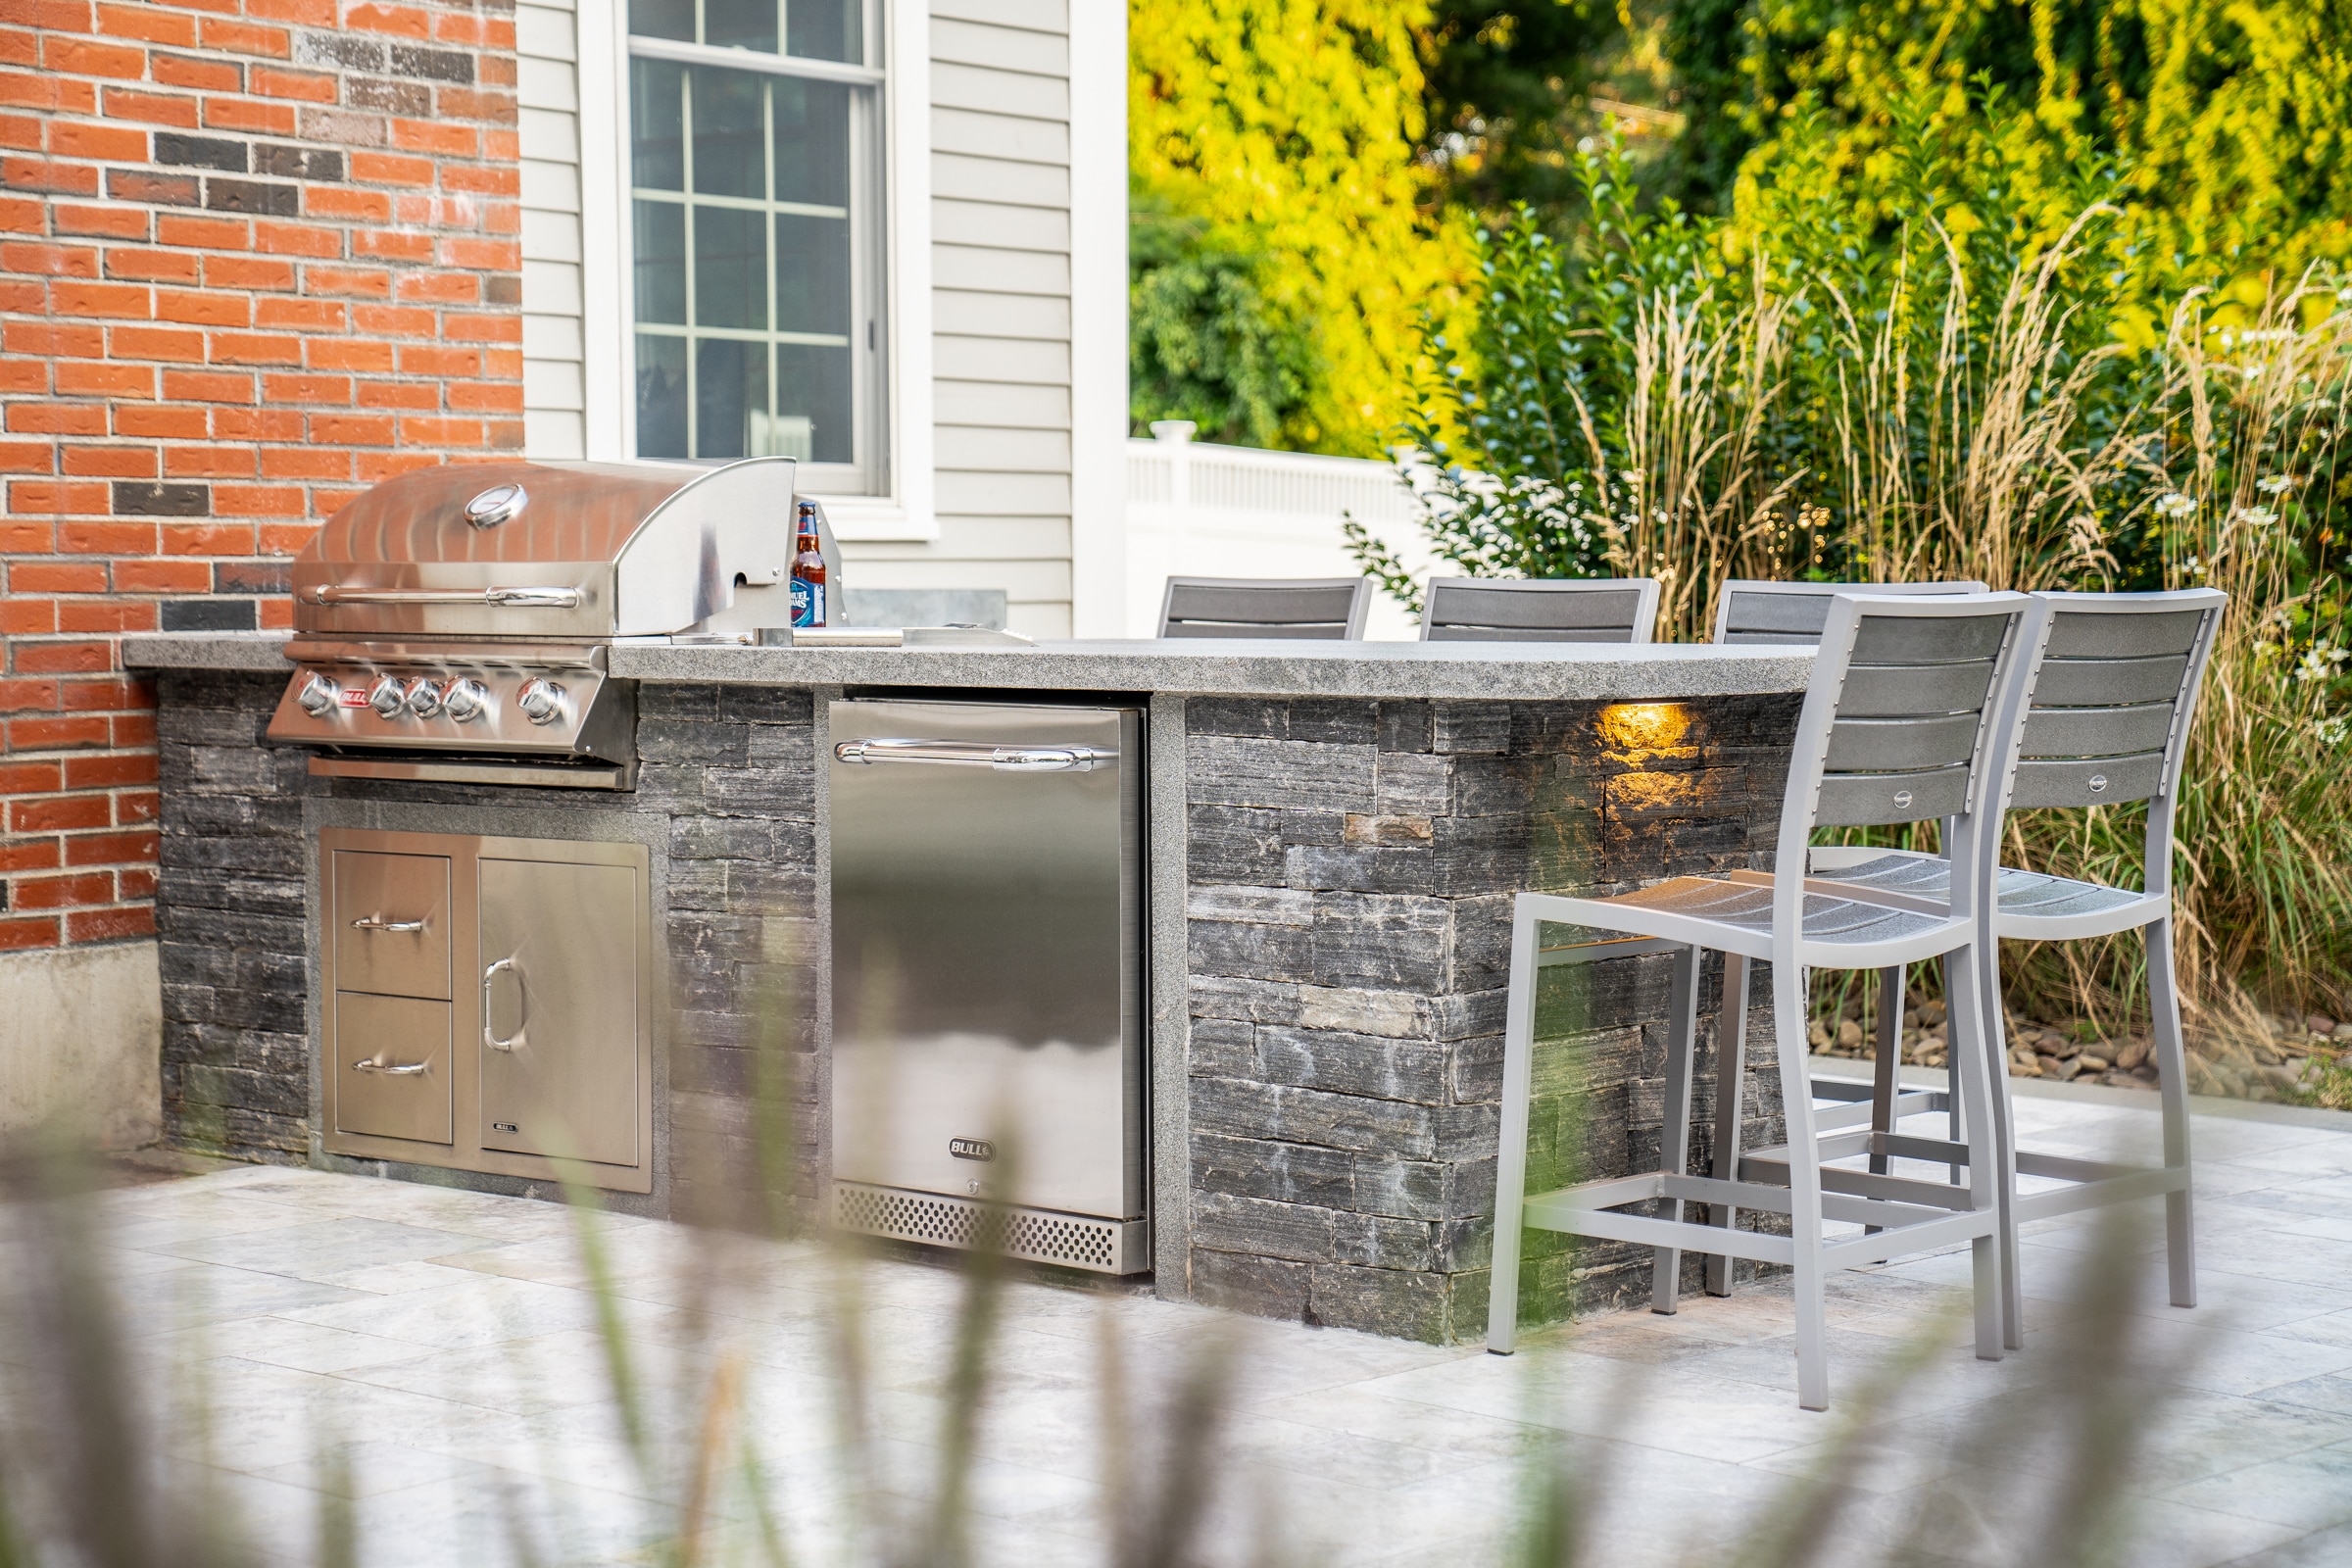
354,1054,428,1076
351,914,428,933
833,738,1115,772
482,957,526,1053
303,585,582,609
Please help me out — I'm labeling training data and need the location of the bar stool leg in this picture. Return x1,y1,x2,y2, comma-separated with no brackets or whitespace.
1868,964,1904,1176
1943,935,2006,1361
1975,934,2026,1349
1651,945,1702,1314
1706,956,1750,1298
2147,911,2198,1309
1487,900,1544,1354
1770,956,1832,1411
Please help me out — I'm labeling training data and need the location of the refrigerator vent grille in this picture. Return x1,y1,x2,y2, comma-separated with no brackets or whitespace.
833,1182,1124,1272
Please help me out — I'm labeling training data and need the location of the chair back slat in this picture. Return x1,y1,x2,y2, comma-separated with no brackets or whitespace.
1848,612,2011,664
1713,579,1988,644
1816,762,1973,825
2000,593,2228,811
1837,661,2000,716
1825,711,1984,773
1420,577,1659,643
1159,576,1372,639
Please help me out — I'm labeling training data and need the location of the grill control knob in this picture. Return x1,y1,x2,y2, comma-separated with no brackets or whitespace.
367,676,409,718
516,677,565,726
295,672,340,716
405,679,444,719
442,678,491,723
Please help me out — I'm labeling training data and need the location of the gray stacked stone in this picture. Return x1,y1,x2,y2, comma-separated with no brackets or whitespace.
1181,693,1802,1344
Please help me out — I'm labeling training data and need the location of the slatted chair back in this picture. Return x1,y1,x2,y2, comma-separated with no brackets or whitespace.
1157,576,1374,640
1776,593,2036,927
1987,588,2229,901
1713,579,1990,645
1419,577,1661,644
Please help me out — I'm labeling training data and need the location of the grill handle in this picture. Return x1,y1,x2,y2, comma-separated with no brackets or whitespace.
353,1054,428,1076
303,586,582,609
482,957,527,1053
833,738,1114,773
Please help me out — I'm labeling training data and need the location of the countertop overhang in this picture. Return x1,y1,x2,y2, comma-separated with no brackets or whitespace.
122,631,1815,702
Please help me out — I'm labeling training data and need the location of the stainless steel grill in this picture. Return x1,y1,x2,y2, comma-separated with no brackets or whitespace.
266,457,834,788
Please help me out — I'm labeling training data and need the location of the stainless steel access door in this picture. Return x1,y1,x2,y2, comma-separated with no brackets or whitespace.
829,700,1144,1223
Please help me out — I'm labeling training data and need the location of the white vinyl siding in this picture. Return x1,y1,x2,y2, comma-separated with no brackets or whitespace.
860,0,1073,636
520,0,588,459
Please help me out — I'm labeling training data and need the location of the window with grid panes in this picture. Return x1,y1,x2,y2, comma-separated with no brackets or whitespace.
627,0,882,487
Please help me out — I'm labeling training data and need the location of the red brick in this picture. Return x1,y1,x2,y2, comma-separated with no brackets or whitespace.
350,302,434,337
353,379,434,410
0,276,44,312
155,286,248,326
151,51,238,91
112,404,207,437
0,759,63,793
0,356,44,392
259,371,345,403
0,839,60,872
252,219,338,257
56,599,153,633
201,18,288,56
158,520,251,553
210,483,304,514
0,596,51,632
59,444,154,476
200,96,293,134
52,201,146,239
0,113,43,154
48,121,147,162
441,237,519,271
258,445,347,478
0,915,61,951
304,185,391,222
397,416,482,447
242,0,333,24
0,677,60,711
4,321,100,357
107,324,205,361
8,481,107,514
254,296,341,330
3,156,100,195
204,254,295,289
8,403,105,434
309,413,393,444
0,240,96,275
95,1,195,43
256,520,316,554
0,516,61,547
302,265,389,297
482,129,518,162
115,865,157,901
394,270,478,305
162,443,253,476
161,368,251,402
64,751,153,788
249,65,332,101
100,86,200,127
9,562,105,592
349,227,429,263
14,641,109,674
14,716,111,751
157,214,245,249
0,193,42,230
54,517,154,550
61,677,145,712
0,438,51,468
10,794,107,832
395,344,479,377
389,118,473,157
67,905,152,942
64,828,157,865
105,170,198,205
343,1,429,36
109,710,154,746
106,246,202,282
436,88,513,122
208,407,300,441
208,331,300,366
115,790,160,825
41,37,145,78
109,558,206,592
439,163,516,198
305,338,393,372
0,70,94,113
49,279,146,319
349,150,432,186
12,871,114,910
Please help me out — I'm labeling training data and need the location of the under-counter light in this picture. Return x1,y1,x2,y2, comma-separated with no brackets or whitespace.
1596,701,1695,755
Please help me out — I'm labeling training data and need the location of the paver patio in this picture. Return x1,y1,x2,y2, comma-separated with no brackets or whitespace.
9,1082,2351,1568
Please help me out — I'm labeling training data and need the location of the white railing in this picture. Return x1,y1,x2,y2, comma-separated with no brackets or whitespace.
1124,422,1433,639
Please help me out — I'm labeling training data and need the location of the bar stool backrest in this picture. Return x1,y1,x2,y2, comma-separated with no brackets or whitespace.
1985,588,2230,904
1776,592,2035,926
1158,576,1373,639
1418,576,1661,643
1714,579,1990,644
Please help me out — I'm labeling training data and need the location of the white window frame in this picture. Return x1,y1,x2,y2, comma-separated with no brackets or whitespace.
577,0,935,540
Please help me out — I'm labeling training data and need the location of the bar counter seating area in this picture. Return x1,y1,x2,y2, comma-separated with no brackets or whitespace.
101,456,2240,1421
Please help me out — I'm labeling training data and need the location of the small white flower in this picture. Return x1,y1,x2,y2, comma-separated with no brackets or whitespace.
2155,492,2196,519
2232,506,2279,528
2319,713,2351,747
2258,474,2296,495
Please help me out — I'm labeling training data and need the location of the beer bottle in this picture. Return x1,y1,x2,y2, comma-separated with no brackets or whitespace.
790,502,827,627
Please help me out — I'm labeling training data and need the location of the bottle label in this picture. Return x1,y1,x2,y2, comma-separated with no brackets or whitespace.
791,578,824,627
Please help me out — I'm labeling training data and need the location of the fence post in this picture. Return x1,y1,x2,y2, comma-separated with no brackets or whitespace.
1151,419,1196,513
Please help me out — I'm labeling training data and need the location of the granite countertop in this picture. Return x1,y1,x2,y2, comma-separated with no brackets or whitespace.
122,632,1815,702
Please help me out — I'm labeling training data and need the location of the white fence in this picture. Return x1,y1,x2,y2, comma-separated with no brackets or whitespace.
1124,423,1434,639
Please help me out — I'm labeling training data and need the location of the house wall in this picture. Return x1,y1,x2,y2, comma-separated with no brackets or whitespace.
0,0,524,1135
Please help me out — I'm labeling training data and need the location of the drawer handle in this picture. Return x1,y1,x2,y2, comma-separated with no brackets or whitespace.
351,915,428,934
354,1054,428,1077
482,957,526,1054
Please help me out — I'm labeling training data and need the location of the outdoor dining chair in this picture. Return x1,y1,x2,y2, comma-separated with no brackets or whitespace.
1489,592,2034,1410
1157,576,1374,639
1802,587,2229,1348
1713,579,1989,645
1419,576,1661,643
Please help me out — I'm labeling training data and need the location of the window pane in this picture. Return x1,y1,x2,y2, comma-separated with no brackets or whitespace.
694,205,766,330
703,0,777,52
785,0,859,64
628,0,693,40
690,67,764,199
631,60,685,190
770,77,849,209
774,343,851,465
695,337,766,461
773,213,848,336
633,200,686,323
636,334,689,458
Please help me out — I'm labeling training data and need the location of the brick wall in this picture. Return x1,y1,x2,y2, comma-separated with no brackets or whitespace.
1,0,521,953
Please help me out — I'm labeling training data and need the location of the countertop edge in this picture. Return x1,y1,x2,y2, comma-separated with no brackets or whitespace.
121,633,1818,701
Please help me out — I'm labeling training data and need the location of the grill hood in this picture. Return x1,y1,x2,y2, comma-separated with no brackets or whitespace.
292,456,805,640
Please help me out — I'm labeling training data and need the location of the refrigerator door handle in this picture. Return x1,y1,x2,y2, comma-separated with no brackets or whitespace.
833,738,1116,772
482,956,527,1053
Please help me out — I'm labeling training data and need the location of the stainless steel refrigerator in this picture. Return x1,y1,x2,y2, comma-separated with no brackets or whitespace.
827,698,1149,1273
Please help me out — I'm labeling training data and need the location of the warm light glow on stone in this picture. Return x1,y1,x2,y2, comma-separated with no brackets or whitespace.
1597,702,1694,755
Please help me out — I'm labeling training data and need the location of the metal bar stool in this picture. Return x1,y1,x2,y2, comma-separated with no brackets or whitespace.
1420,577,1661,643
1805,588,2228,1347
1490,592,2033,1409
1158,576,1373,639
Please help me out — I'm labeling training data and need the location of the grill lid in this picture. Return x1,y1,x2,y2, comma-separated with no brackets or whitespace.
292,457,800,639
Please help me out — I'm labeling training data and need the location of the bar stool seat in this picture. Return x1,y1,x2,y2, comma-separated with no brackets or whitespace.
1807,852,2156,932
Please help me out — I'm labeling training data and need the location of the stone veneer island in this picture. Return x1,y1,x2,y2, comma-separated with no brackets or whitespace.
125,633,1811,1344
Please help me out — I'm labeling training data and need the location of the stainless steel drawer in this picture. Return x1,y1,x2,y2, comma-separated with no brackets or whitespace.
333,850,452,999
333,992,454,1145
